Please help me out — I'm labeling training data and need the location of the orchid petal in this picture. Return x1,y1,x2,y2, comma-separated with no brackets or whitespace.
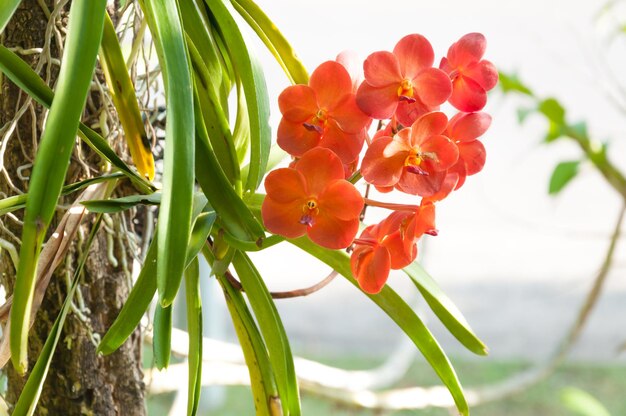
448,112,492,142
448,33,486,68
413,67,452,107
295,147,345,195
410,112,449,146
363,50,402,87
264,168,307,203
393,34,435,78
356,81,399,120
261,196,307,239
449,75,487,112
331,94,370,134
362,136,408,187
319,120,364,164
310,60,354,110
318,180,364,221
278,85,318,122
351,245,391,294
397,168,446,197
464,60,498,91
308,213,359,249
421,135,459,170
459,140,486,175
277,117,321,157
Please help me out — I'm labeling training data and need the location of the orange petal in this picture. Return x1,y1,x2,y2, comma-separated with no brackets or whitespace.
396,168,446,197
447,33,486,68
410,112,448,146
351,245,391,294
331,94,371,134
465,60,498,91
363,50,401,87
393,34,434,78
295,148,345,195
264,168,307,203
412,68,452,107
421,134,459,171
356,81,399,120
308,213,360,249
318,180,363,221
319,120,364,164
448,112,492,142
459,140,486,175
309,61,353,110
362,136,407,187
449,75,487,112
278,85,318,122
382,232,417,269
261,196,307,239
277,117,321,158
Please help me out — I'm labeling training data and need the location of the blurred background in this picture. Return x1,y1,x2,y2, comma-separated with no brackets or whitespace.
149,0,626,414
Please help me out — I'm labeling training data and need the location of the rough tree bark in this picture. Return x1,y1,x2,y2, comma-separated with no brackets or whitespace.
0,1,146,414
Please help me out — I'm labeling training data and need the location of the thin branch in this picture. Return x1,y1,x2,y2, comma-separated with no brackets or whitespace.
224,269,338,299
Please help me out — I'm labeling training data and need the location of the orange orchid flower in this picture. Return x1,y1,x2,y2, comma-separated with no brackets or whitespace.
351,205,431,294
445,111,491,189
361,112,459,197
440,33,498,112
277,61,370,164
262,148,364,249
356,34,452,127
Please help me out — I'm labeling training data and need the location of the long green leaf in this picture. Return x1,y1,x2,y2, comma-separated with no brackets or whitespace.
100,12,155,181
288,237,469,416
193,86,265,243
206,0,271,191
233,251,300,415
230,0,308,85
98,196,214,355
0,173,124,217
142,0,195,307
187,33,240,184
12,214,103,416
82,192,162,213
0,0,21,34
0,45,154,194
185,257,202,416
214,270,278,416
404,263,488,356
153,303,173,370
10,0,107,374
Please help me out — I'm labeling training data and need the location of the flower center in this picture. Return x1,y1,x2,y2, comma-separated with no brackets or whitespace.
397,79,416,103
404,149,428,175
302,109,328,134
300,199,319,226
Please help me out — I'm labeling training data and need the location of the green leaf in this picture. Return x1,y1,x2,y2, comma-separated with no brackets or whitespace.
193,87,265,244
0,45,154,194
0,0,21,34
185,257,202,416
544,120,566,143
568,121,589,140
498,71,533,96
98,196,213,355
0,173,124,217
141,0,195,307
404,263,488,355
186,34,240,184
153,303,173,370
549,160,581,195
288,237,469,416
538,98,566,125
10,0,107,374
560,387,611,416
516,107,533,124
12,214,103,416
233,251,301,415
213,269,278,416
230,0,309,85
206,0,271,192
82,192,162,213
100,12,155,181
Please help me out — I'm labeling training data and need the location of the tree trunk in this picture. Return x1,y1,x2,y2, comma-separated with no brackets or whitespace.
0,1,146,414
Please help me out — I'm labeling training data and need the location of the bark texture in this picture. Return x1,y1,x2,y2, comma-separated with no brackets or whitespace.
0,1,146,414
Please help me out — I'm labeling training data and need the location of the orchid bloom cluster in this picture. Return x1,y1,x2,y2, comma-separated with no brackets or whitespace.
262,33,497,294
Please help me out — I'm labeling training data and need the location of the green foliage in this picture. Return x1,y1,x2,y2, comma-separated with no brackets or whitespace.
538,98,566,125
498,71,533,96
549,161,581,195
561,387,611,416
